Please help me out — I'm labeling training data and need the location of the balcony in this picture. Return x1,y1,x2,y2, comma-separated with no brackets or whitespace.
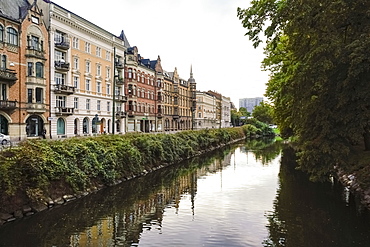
116,77,124,85
128,110,135,117
26,46,46,60
0,69,17,83
172,114,180,119
0,100,17,110
127,93,137,99
55,107,74,116
115,61,124,69
157,112,163,118
55,37,70,50
54,84,75,95
116,111,127,118
115,95,127,102
26,103,46,113
55,61,70,71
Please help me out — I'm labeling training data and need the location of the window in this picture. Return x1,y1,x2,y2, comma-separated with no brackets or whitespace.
97,81,101,93
73,57,79,69
7,27,18,46
72,37,79,49
31,16,39,24
85,79,91,91
73,76,79,88
29,36,41,50
97,64,101,76
128,68,132,78
97,100,101,111
85,42,90,53
27,62,33,76
55,31,65,44
198,112,202,118
107,101,111,112
55,72,65,85
96,47,101,57
55,50,66,62
27,89,33,103
0,55,6,69
56,96,66,107
106,68,110,78
85,61,90,73
35,88,43,103
107,84,111,95
0,25,3,42
83,117,89,134
86,99,90,110
35,62,43,78
106,51,111,61
74,97,78,109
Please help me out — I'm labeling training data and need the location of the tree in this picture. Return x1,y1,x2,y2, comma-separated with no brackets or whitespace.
238,0,370,180
252,102,274,124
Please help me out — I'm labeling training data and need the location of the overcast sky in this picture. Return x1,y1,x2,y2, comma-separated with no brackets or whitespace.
52,0,269,108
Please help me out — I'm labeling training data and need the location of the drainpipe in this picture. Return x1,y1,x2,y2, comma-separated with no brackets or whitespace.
112,47,116,134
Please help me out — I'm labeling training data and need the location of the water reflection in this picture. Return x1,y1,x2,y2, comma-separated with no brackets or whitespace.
263,147,370,247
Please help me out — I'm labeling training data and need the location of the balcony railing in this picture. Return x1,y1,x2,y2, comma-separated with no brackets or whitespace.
26,46,46,59
0,100,17,110
116,111,127,118
115,61,124,69
116,77,124,85
55,61,70,71
128,110,135,117
54,84,75,94
55,107,74,115
0,69,17,82
127,93,137,99
172,114,180,119
55,37,70,50
115,95,127,102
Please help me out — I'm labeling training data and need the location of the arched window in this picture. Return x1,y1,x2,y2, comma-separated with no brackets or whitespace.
7,27,18,46
0,115,8,134
0,25,3,42
57,118,65,135
128,68,132,78
83,117,89,134
36,62,43,78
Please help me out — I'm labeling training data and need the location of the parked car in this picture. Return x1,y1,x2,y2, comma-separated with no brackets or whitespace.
0,133,10,145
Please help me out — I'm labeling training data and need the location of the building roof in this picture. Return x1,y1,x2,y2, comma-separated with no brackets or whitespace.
118,30,131,48
0,0,29,22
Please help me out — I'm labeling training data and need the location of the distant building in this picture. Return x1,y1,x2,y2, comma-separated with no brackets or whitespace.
239,97,263,113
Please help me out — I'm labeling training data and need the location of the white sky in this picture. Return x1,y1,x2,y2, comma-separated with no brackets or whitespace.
52,0,269,108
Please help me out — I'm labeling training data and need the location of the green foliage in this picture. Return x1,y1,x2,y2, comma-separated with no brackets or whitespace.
252,102,274,124
0,128,247,197
238,0,370,180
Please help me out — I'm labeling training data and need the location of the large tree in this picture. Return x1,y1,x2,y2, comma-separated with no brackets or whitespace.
252,102,274,124
238,0,370,180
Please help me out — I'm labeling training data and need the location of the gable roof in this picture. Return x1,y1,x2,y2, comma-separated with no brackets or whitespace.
0,0,29,22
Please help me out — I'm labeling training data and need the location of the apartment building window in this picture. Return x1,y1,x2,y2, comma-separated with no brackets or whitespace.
7,27,18,46
85,61,91,73
55,50,66,62
86,79,91,91
56,96,66,107
85,42,91,53
72,37,79,49
97,81,101,93
0,55,6,70
86,99,90,110
27,62,33,76
106,67,111,79
0,84,6,101
107,84,111,95
28,35,42,51
0,26,3,42
74,97,78,109
96,47,101,57
128,68,132,78
97,64,101,76
73,76,79,88
106,51,111,61
35,62,43,78
97,100,101,111
27,89,32,103
73,57,79,69
55,72,65,85
107,101,111,112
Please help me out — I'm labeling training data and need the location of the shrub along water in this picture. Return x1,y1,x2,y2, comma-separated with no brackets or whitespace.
0,125,272,213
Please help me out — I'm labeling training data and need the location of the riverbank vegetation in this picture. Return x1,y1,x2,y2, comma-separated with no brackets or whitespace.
0,124,274,214
238,1,370,183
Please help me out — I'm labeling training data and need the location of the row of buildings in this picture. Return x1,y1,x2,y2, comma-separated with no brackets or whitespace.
0,0,231,142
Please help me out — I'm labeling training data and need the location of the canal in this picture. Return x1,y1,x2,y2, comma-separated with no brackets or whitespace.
0,140,370,246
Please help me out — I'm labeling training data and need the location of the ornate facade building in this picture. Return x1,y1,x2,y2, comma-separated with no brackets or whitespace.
39,1,128,138
0,0,49,141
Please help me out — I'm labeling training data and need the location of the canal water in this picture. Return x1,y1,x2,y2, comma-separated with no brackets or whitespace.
0,140,370,246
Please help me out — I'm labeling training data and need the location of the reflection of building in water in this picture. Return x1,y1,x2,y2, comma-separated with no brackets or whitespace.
69,172,198,246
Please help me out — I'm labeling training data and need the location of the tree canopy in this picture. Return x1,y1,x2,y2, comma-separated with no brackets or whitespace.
252,102,274,124
238,0,370,180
